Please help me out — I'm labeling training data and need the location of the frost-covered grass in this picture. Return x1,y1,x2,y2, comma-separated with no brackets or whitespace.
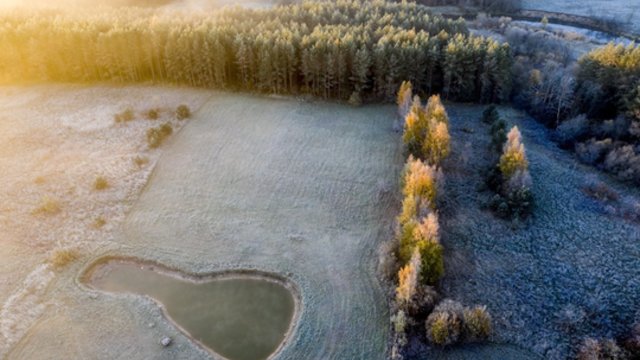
5,91,402,360
0,85,210,357
433,104,640,360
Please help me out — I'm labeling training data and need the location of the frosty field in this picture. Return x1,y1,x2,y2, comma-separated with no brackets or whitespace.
3,89,402,359
2,85,638,359
434,105,640,360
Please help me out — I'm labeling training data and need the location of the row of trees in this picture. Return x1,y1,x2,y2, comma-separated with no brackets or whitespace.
482,106,533,219
390,83,491,359
0,0,512,102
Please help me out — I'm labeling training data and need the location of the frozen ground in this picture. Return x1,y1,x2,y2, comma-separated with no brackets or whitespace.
0,85,211,358
3,87,638,359
5,91,402,359
435,104,640,359
521,0,640,35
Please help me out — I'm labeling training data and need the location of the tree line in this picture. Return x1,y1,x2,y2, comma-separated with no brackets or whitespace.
0,0,512,103
390,82,491,359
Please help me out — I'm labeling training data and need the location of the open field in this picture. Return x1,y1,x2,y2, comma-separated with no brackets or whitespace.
2,85,638,359
3,90,402,359
428,104,640,359
0,85,212,358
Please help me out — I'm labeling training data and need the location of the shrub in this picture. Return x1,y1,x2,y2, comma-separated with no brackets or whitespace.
348,91,362,106
49,249,78,270
134,155,149,167
391,310,408,348
583,176,619,202
176,104,191,120
33,196,61,215
490,119,507,153
489,186,533,220
94,176,109,190
603,145,640,184
575,138,613,165
463,306,492,341
412,285,439,317
114,108,135,123
499,126,528,178
577,338,626,360
482,105,500,124
146,108,160,120
93,217,107,229
425,299,464,346
624,322,640,356
556,114,589,147
146,122,173,148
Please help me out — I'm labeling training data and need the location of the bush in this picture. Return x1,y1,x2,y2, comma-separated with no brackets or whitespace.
482,105,500,124
114,108,135,123
33,196,61,215
93,217,107,229
94,176,109,190
603,145,640,184
146,108,159,120
490,119,507,153
391,310,408,348
176,104,191,120
556,114,589,147
624,322,640,356
425,299,464,346
489,186,534,220
577,338,627,360
575,138,613,165
146,122,173,148
348,91,362,106
463,306,492,341
134,155,149,167
583,176,619,202
49,249,78,270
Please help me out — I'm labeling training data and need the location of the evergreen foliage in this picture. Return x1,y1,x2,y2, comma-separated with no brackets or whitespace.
0,1,512,102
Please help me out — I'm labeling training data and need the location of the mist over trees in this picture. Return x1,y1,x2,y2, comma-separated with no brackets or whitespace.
0,0,512,103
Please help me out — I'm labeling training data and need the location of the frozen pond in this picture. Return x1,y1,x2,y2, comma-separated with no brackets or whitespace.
85,260,296,360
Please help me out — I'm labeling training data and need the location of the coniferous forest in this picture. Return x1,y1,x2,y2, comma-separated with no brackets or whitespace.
0,0,512,103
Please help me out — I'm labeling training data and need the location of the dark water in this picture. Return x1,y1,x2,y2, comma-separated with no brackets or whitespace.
87,262,295,360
